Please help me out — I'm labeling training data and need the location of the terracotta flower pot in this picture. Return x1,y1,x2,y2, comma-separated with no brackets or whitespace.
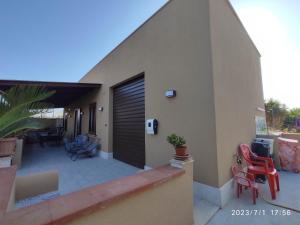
175,146,187,156
0,138,17,157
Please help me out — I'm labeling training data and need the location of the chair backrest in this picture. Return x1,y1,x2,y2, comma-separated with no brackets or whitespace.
75,135,88,145
231,165,238,176
231,165,252,187
82,141,92,149
86,143,98,156
87,143,97,151
239,144,253,166
63,138,68,145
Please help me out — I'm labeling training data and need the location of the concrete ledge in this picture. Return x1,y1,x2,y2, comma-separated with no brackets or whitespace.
15,171,59,201
99,150,113,159
0,166,17,213
144,165,152,171
12,139,23,168
2,165,185,225
193,178,233,208
220,178,234,207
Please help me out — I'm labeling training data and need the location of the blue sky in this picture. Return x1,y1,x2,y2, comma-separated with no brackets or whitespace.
231,0,300,108
0,0,300,108
0,0,167,81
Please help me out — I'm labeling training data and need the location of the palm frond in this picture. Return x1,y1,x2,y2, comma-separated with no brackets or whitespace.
0,118,49,138
0,86,54,116
0,85,55,138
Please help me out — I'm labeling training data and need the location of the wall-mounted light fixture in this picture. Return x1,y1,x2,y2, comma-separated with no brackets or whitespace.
256,107,265,112
64,112,71,118
165,90,176,98
80,111,84,116
64,108,73,118
98,107,104,112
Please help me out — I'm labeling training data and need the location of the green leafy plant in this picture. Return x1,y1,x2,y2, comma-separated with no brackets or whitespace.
0,85,55,138
167,134,186,148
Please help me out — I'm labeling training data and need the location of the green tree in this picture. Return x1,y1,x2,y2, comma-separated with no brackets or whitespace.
0,86,55,138
265,99,288,130
283,108,300,131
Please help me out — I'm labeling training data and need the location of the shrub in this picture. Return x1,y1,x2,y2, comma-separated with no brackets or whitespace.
167,134,186,148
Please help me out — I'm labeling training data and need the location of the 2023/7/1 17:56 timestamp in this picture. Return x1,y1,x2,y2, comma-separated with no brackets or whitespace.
232,209,292,216
270,209,292,216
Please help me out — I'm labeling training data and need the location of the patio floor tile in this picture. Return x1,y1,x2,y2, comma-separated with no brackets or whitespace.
207,171,300,225
17,144,139,195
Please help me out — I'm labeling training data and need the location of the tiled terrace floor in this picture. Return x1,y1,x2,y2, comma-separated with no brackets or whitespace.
17,144,139,195
206,171,300,225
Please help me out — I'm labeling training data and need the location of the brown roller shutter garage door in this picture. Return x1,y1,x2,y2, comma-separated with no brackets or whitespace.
113,76,145,168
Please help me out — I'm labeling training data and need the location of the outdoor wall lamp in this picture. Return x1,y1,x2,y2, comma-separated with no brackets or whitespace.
165,90,176,98
98,107,104,111
64,112,71,118
257,107,265,112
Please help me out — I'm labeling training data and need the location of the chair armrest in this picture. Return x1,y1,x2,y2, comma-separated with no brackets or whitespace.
250,160,266,166
250,160,269,171
237,171,255,181
15,170,58,201
255,156,275,169
234,175,251,186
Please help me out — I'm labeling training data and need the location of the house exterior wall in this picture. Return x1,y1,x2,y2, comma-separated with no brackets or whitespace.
75,0,219,187
67,0,265,190
209,0,265,187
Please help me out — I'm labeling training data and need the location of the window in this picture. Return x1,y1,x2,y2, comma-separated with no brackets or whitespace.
89,103,96,134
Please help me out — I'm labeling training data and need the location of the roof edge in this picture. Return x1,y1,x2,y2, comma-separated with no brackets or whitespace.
79,0,173,82
0,79,101,88
225,0,261,57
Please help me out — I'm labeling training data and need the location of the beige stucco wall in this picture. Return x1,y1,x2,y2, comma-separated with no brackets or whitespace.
74,0,219,186
67,162,193,225
15,170,58,202
209,0,265,187
6,171,58,212
7,181,15,212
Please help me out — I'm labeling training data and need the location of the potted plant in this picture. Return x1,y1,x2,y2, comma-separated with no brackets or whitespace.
167,134,187,157
0,137,17,157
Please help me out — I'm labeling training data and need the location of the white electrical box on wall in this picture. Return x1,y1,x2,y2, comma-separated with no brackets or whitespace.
146,119,158,135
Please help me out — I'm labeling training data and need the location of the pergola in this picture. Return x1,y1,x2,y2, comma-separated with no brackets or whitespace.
0,79,101,107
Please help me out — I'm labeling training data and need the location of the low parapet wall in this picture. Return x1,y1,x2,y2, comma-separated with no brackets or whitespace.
67,159,193,225
0,159,193,225
281,133,300,143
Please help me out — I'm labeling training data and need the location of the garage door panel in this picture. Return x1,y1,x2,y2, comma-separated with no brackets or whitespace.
113,133,145,140
113,127,145,134
114,92,144,103
113,109,145,117
114,86,144,98
114,97,145,109
113,106,145,114
113,76,145,168
113,115,145,121
114,79,144,92
113,96,145,108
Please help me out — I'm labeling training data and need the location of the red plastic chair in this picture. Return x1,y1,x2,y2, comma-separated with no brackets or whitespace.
232,165,258,204
239,144,280,200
